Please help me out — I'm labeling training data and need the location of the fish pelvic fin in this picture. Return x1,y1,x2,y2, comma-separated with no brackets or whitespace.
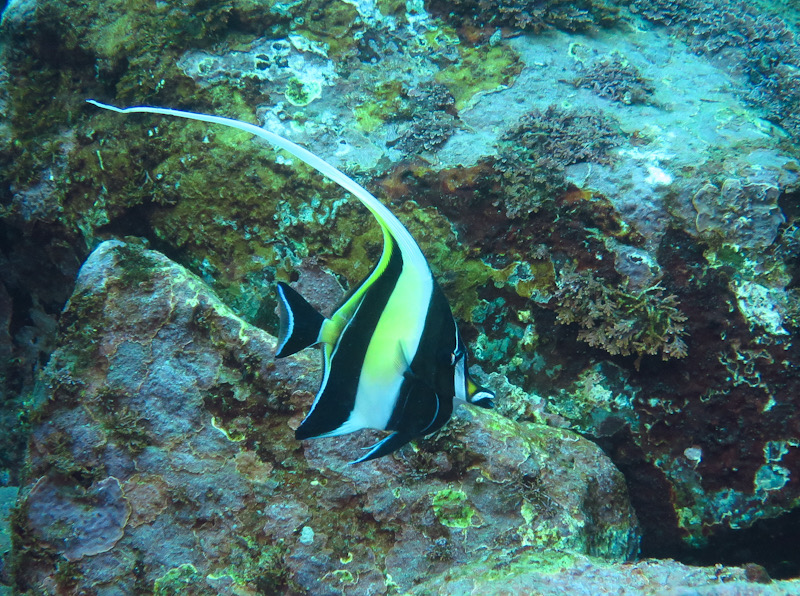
276,282,325,358
349,432,413,464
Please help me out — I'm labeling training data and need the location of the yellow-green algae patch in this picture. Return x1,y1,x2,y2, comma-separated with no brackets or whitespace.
354,80,407,133
435,42,522,110
519,499,584,551
153,564,202,595
206,536,288,593
432,488,478,529
292,0,360,58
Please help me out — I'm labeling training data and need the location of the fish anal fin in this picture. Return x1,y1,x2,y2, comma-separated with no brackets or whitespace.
276,282,325,358
349,432,412,464
295,414,362,441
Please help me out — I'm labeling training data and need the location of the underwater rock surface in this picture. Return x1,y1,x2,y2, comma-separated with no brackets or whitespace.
2,0,800,581
13,241,639,594
410,551,800,595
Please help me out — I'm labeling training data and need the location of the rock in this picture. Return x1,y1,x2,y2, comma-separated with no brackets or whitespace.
3,0,800,562
13,240,638,594
410,551,800,595
0,486,18,593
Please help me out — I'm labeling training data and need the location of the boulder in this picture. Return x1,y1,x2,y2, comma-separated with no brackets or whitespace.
13,240,638,594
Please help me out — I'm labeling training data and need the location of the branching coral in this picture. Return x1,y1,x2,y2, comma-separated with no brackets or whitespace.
490,106,622,218
553,268,689,361
572,55,656,105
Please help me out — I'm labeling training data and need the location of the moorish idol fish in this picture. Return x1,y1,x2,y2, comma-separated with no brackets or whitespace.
88,99,495,463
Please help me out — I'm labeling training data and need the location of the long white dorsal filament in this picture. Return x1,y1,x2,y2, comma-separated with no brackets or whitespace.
86,100,426,268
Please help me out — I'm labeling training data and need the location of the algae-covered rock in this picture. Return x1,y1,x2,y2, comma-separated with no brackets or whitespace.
0,486,17,593
410,550,800,595
12,240,638,594
3,0,800,578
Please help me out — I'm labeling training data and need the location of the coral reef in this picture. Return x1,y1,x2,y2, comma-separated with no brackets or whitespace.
2,0,800,585
11,241,639,593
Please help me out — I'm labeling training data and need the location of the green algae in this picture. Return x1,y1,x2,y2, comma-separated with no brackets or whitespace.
114,243,161,287
208,537,289,594
354,81,407,133
432,488,477,529
39,289,107,407
285,76,322,107
95,392,150,455
332,569,355,584
52,560,82,593
154,563,203,595
435,42,522,110
501,550,586,576
547,364,638,435
519,501,582,551
477,407,530,446
291,0,359,58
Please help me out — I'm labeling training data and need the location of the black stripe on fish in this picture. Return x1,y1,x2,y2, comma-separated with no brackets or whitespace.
294,236,404,441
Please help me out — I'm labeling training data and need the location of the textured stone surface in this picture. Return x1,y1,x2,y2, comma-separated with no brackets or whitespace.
410,551,800,595
2,0,800,578
13,241,638,594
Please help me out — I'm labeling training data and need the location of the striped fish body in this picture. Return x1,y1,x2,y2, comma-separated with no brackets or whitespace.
292,241,456,440
88,100,495,464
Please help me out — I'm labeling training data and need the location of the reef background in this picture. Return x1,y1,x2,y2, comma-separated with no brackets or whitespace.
1,0,800,593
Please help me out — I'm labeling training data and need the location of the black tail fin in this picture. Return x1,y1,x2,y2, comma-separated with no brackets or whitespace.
275,282,325,358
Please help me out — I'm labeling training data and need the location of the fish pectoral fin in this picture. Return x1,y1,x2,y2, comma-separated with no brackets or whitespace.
402,368,422,383
349,432,413,464
402,367,437,393
276,282,326,358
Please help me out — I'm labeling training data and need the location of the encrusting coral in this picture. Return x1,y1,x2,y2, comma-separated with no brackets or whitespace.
552,268,689,361
692,178,785,249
